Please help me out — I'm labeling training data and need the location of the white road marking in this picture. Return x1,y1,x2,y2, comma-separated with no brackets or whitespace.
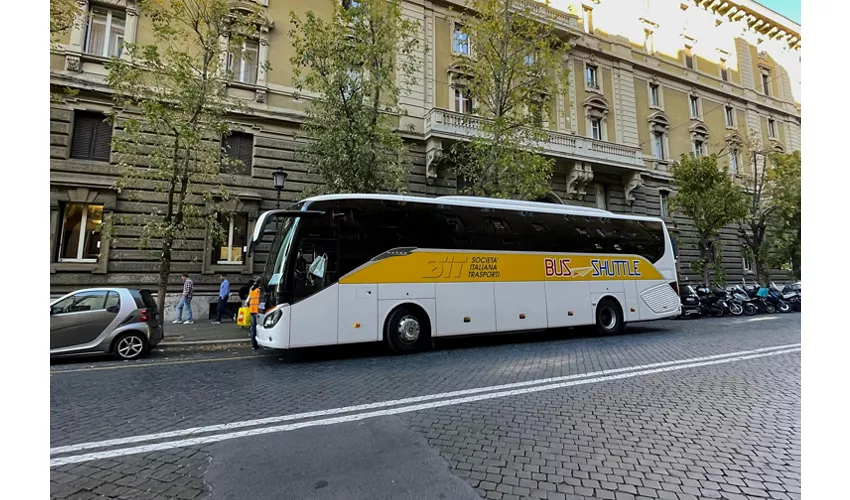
50,346,800,467
50,342,800,456
743,316,780,322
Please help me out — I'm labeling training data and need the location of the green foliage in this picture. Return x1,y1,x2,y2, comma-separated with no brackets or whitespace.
737,148,801,282
50,0,81,42
765,151,801,279
106,0,266,314
289,0,422,194
670,154,747,286
447,0,572,200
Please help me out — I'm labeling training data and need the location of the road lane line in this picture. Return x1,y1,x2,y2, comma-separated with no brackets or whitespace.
50,347,800,467
50,353,276,374
50,343,800,458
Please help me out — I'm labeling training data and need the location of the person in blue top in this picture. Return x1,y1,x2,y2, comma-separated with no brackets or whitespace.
212,275,233,324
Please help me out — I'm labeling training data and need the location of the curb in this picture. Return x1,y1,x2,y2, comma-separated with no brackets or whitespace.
159,339,251,347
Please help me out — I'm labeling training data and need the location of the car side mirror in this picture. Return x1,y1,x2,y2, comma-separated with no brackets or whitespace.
106,305,120,314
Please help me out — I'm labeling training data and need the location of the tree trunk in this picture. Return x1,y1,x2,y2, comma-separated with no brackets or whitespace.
699,237,710,288
157,237,173,331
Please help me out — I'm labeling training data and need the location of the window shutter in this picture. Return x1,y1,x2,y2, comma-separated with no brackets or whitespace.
70,113,97,159
226,135,240,163
224,132,253,175
239,134,253,172
93,117,113,161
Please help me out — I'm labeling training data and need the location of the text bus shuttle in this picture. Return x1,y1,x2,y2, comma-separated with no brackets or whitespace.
249,194,681,354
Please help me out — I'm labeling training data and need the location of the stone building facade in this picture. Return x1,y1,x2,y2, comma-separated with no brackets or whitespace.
49,0,801,317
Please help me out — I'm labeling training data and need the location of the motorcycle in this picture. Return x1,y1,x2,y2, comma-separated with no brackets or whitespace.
742,284,777,314
763,284,792,313
679,285,703,318
729,285,759,316
695,286,728,318
778,282,801,312
722,286,746,316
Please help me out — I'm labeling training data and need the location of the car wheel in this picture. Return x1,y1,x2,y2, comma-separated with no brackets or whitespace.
595,298,625,336
113,332,148,360
384,305,431,355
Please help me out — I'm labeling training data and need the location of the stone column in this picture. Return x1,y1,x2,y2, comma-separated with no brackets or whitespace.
121,1,139,61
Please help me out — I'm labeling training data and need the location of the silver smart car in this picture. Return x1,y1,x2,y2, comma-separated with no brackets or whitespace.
50,288,163,360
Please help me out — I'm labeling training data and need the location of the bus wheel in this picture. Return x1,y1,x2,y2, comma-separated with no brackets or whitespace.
595,298,625,336
385,305,431,354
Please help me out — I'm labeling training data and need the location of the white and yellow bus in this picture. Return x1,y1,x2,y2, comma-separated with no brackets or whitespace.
247,194,681,354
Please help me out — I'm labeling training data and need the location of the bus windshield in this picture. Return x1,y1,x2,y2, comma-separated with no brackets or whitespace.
263,216,299,295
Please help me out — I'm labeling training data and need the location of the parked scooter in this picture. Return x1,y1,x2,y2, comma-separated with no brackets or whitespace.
775,282,801,312
722,286,745,316
695,286,728,317
679,285,703,318
729,285,759,316
741,284,778,314
762,284,792,313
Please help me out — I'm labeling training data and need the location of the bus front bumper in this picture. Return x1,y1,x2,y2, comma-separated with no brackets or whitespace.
257,305,291,349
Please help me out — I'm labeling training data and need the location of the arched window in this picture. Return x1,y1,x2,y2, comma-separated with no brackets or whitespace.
448,62,474,114
584,95,610,141
725,133,744,174
689,123,710,157
648,111,670,162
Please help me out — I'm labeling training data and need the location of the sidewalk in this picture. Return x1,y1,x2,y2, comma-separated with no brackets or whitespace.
160,318,251,346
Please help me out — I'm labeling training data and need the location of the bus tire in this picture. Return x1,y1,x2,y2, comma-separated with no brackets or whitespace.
384,305,431,355
595,298,625,336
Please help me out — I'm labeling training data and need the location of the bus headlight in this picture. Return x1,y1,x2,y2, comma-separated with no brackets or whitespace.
263,309,283,328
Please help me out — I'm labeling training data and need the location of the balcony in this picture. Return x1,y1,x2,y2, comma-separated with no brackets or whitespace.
424,108,646,171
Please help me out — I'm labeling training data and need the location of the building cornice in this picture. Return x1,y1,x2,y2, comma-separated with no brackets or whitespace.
693,0,800,49
572,42,799,120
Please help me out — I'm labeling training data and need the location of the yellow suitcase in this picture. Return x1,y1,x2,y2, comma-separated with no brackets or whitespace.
236,307,251,327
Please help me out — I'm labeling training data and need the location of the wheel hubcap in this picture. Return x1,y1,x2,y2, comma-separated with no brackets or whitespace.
118,336,143,358
600,307,617,330
397,315,420,344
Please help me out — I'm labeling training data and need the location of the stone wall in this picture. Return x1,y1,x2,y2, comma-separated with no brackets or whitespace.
50,100,790,308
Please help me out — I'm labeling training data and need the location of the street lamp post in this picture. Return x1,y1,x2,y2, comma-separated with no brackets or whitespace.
273,168,288,209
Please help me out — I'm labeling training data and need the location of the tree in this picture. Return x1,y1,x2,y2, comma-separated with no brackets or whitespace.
732,143,802,283
106,0,266,320
447,0,571,200
289,0,422,194
735,144,780,283
766,151,801,279
670,154,747,287
50,0,81,44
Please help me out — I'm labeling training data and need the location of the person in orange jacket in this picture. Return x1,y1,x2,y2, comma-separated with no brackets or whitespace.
248,278,262,350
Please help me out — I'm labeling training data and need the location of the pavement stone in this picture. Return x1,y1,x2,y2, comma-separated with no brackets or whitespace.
50,315,800,500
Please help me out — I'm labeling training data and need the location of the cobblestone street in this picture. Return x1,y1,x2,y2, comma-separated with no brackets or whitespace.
50,315,801,500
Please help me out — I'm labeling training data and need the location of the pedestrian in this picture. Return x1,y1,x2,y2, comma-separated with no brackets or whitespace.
173,273,195,324
212,274,232,324
248,278,262,350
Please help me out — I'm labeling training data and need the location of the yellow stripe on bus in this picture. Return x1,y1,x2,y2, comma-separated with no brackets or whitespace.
339,250,665,285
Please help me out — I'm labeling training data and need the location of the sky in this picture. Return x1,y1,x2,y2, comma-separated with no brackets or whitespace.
758,0,801,24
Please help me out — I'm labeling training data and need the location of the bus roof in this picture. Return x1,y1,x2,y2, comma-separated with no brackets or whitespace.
300,193,666,225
